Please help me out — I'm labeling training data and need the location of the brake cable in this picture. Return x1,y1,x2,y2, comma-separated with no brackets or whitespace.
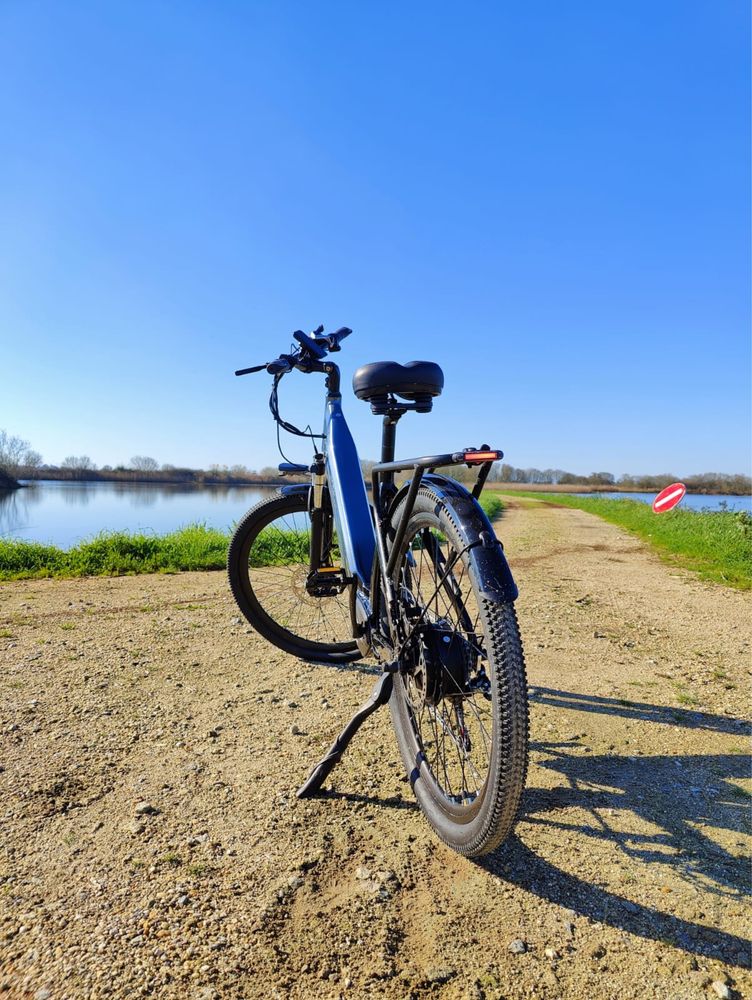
268,366,325,466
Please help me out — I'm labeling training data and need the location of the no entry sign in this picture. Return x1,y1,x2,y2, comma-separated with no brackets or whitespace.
652,483,686,513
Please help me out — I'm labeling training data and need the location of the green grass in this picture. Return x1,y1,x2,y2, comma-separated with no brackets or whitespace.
0,490,506,582
499,491,752,589
479,493,504,521
0,524,231,580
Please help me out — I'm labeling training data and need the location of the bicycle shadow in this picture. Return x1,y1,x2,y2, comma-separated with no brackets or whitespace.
529,686,751,737
479,688,751,968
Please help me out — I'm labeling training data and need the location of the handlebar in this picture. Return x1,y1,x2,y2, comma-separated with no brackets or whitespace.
235,325,351,378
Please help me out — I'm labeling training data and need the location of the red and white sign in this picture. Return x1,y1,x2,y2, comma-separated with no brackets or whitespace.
652,482,686,513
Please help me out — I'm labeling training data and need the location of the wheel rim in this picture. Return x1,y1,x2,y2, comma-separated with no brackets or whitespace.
396,519,495,811
240,502,355,651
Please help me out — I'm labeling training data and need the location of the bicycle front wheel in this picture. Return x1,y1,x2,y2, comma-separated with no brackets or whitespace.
227,491,360,664
387,486,528,856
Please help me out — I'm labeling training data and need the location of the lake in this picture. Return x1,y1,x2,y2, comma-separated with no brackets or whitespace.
1,481,750,550
1,481,279,549
571,491,752,513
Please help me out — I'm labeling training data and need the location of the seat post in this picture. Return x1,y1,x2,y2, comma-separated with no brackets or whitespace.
380,410,402,486
381,415,397,465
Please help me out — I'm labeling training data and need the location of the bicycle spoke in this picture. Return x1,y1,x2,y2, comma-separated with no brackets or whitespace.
243,504,353,647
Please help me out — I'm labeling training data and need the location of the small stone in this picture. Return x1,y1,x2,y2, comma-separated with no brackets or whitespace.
711,983,732,999
588,943,606,959
208,729,220,739
290,724,302,736
231,617,241,626
130,934,144,946
376,869,399,885
622,900,639,914
426,965,455,983
34,989,52,1000
134,801,158,816
176,894,189,906
544,947,559,960
286,700,298,709
355,865,371,880
127,821,146,836
508,939,526,954
288,875,303,890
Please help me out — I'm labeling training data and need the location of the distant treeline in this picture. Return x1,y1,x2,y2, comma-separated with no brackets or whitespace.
17,464,305,486
485,466,751,495
7,460,752,497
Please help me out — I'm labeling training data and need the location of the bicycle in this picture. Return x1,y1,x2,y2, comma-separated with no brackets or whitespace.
228,326,528,856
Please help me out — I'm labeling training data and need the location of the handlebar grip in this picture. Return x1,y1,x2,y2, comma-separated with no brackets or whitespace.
235,364,266,376
325,327,352,351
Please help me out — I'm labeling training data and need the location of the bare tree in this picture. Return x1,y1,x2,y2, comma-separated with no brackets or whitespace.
0,429,42,475
61,456,97,471
130,455,159,472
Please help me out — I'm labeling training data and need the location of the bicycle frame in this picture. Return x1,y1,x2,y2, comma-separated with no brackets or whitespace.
323,389,374,588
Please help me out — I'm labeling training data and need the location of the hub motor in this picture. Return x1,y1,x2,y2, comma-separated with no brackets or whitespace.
406,619,472,711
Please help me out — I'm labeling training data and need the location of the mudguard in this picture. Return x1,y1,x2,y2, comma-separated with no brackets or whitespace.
279,483,310,499
387,473,518,603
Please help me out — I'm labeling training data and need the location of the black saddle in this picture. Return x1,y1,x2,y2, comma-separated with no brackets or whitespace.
352,361,444,413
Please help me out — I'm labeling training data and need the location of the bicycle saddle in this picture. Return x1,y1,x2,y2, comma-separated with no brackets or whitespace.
352,361,444,409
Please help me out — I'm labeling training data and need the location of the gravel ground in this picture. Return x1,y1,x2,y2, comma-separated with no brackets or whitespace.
0,498,749,999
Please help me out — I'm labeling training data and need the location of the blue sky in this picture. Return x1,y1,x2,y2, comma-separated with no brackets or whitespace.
1,1,749,476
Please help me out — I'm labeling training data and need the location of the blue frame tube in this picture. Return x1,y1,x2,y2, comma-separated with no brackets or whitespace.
323,395,375,589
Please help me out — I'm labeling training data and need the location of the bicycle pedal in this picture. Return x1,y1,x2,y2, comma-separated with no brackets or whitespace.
306,567,353,597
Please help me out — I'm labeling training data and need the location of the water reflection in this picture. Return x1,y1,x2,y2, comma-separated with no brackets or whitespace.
58,483,97,506
0,486,43,540
4,480,278,549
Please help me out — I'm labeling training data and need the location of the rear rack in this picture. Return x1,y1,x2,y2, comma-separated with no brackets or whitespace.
370,447,502,580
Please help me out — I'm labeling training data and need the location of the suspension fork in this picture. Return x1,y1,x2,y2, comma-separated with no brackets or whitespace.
308,453,328,574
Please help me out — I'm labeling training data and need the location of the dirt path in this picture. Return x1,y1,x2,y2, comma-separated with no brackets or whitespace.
0,499,749,999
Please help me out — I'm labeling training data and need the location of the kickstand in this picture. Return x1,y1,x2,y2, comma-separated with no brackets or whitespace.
296,664,397,799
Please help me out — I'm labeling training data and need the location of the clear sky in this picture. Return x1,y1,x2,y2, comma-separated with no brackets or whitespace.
1,1,749,477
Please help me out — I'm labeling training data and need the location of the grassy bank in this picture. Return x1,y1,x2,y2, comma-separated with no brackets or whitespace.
503,492,752,590
0,493,505,581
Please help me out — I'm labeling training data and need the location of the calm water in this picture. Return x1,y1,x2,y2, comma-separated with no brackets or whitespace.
571,491,752,512
1,481,279,549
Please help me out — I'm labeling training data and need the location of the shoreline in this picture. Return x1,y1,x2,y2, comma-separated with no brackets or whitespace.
9,475,752,498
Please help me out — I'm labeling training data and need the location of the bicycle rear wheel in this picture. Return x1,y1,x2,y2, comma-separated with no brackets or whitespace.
227,491,360,664
387,486,528,856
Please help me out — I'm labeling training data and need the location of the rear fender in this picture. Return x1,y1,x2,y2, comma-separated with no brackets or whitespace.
387,473,518,603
